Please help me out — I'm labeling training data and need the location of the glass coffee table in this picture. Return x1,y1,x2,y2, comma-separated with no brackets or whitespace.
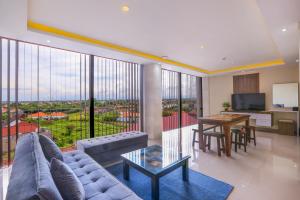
121,145,191,200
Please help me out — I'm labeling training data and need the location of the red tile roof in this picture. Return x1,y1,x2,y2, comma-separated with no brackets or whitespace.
50,112,66,117
28,112,48,118
2,121,38,137
27,112,66,118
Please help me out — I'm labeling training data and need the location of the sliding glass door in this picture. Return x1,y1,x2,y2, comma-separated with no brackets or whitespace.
161,69,202,131
162,70,180,131
181,73,200,127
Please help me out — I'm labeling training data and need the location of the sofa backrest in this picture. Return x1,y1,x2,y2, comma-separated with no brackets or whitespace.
6,133,62,200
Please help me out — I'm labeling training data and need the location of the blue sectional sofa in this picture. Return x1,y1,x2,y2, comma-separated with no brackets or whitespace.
6,133,141,200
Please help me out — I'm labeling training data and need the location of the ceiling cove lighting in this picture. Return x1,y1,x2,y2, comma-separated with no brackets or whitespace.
121,5,130,12
281,28,287,32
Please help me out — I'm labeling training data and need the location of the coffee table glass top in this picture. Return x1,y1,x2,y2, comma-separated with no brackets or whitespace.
121,145,190,175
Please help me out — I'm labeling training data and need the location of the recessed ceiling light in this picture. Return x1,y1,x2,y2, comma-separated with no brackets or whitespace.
200,45,205,49
46,40,51,43
296,59,299,63
121,5,130,12
161,56,168,60
281,28,287,32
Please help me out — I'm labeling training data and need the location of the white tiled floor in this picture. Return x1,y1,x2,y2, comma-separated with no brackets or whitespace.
1,126,300,200
0,167,11,200
150,125,300,200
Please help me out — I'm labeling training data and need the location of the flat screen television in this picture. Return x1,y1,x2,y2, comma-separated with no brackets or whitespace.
232,93,265,111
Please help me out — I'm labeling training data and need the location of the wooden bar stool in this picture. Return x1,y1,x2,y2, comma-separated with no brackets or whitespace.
241,126,256,146
231,128,247,152
192,125,218,147
192,129,199,147
203,132,225,156
193,128,225,156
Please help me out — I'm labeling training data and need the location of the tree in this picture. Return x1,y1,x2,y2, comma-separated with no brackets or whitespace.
65,125,75,144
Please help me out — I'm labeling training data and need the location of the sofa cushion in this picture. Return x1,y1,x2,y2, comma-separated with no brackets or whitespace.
39,134,64,162
50,158,85,200
77,131,148,165
77,132,148,154
63,150,142,200
6,133,63,200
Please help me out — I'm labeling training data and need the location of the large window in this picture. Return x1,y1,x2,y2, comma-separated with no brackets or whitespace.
0,37,141,167
181,73,199,127
161,69,202,131
94,57,140,137
162,70,179,131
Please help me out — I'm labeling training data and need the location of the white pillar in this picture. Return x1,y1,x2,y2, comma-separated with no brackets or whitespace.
142,63,162,139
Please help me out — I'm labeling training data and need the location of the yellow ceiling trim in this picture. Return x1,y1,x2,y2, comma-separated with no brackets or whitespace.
209,59,285,74
27,20,209,74
27,20,285,75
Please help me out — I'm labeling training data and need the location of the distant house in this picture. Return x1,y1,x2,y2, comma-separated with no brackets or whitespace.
95,108,111,114
121,111,139,118
1,107,7,113
2,121,38,152
118,111,139,122
27,112,67,120
2,121,38,136
28,112,48,119
50,112,67,119
1,106,24,117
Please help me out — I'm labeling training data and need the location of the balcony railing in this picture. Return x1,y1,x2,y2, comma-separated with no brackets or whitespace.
162,69,202,131
0,37,141,167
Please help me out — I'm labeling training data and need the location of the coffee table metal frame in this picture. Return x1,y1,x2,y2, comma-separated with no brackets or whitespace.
122,148,190,200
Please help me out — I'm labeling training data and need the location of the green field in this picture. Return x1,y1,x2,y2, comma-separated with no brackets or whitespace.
2,101,138,149
36,112,128,147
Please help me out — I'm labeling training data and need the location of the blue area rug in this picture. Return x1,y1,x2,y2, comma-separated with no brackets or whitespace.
107,164,233,200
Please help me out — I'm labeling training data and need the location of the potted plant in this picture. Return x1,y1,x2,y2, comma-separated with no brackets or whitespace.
222,102,230,111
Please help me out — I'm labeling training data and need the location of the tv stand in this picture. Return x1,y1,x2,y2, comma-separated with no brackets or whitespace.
221,110,272,127
222,110,299,136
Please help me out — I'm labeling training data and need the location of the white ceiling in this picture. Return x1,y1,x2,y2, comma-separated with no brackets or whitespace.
27,0,299,72
0,0,298,74
257,0,300,65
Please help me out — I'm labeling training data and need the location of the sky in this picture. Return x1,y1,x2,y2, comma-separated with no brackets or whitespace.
1,39,197,102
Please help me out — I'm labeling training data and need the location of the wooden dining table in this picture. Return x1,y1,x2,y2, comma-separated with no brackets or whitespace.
198,114,250,157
